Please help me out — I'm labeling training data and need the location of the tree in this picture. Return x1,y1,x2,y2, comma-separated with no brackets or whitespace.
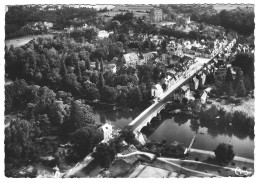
190,13,200,22
97,72,105,90
236,80,246,97
68,100,96,131
232,53,254,89
5,79,25,111
120,126,136,145
95,60,100,71
243,75,252,93
116,86,130,106
90,71,99,84
74,61,82,82
225,67,234,96
92,142,116,168
5,119,39,164
81,82,100,101
100,59,104,72
100,86,117,104
85,57,91,70
71,126,103,158
60,59,67,77
161,39,167,52
64,73,82,95
214,143,235,164
129,86,142,108
115,74,130,86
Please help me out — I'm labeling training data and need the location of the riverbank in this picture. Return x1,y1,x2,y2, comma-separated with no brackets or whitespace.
210,97,254,118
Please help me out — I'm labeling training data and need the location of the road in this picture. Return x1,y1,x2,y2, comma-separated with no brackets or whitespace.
129,56,212,131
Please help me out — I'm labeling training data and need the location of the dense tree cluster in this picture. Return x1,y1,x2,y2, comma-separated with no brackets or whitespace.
5,5,99,39
5,34,160,108
190,7,254,36
5,79,103,176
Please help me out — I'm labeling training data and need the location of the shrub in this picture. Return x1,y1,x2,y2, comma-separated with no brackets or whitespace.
195,157,199,161
242,167,247,171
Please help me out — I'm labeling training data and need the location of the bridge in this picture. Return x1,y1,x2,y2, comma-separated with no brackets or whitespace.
129,56,215,135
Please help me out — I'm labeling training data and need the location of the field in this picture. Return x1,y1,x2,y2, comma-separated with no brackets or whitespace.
5,34,54,48
213,4,254,12
98,4,153,22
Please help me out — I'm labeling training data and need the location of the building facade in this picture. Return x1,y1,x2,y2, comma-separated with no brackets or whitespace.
150,8,163,22
122,52,139,67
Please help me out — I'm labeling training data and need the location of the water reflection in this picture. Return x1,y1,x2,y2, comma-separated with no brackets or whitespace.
189,119,200,133
148,114,254,159
93,107,144,129
174,114,190,126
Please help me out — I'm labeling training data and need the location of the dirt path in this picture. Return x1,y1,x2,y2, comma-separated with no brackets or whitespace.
158,158,223,177
159,157,254,174
189,148,254,163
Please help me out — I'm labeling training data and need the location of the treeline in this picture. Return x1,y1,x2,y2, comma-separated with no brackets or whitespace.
191,7,255,36
105,14,159,36
5,5,99,39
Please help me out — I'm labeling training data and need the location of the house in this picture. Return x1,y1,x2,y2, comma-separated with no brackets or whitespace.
99,123,113,142
193,76,199,90
142,52,155,62
128,28,134,36
201,90,208,104
150,8,163,22
151,84,163,98
173,85,190,102
161,53,168,63
90,62,96,70
43,22,53,29
122,52,139,67
98,30,110,39
107,64,117,73
64,26,74,33
179,55,192,65
161,75,175,90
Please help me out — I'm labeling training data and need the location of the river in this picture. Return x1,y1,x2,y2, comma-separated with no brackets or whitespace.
93,107,254,160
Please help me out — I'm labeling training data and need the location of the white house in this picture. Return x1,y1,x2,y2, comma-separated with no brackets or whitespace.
98,30,110,39
122,52,139,67
107,64,117,73
44,22,53,29
99,123,113,142
151,84,163,98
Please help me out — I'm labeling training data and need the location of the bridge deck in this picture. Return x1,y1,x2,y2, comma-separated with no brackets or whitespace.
129,56,212,131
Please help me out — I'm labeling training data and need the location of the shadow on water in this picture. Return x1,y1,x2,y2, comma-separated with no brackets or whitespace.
92,106,145,128
143,108,254,159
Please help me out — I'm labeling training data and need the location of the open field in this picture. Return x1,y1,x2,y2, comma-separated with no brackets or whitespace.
98,4,153,21
5,34,54,48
